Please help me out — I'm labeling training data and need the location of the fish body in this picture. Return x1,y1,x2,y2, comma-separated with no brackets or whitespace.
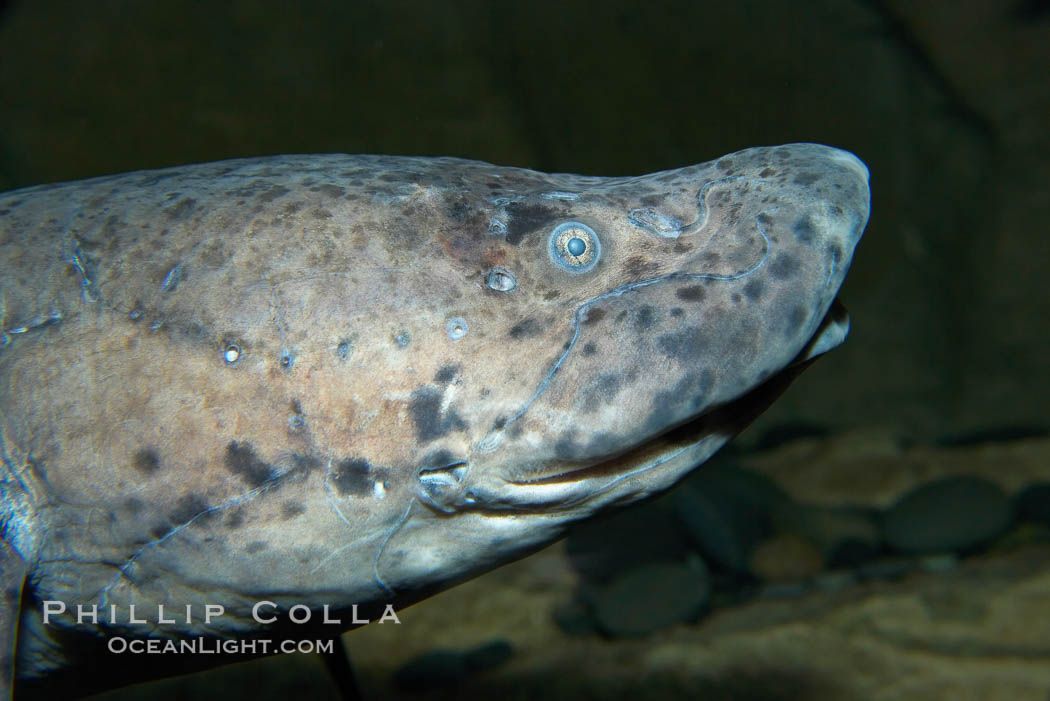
0,144,869,697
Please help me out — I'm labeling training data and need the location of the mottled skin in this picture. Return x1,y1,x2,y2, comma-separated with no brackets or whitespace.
0,144,869,697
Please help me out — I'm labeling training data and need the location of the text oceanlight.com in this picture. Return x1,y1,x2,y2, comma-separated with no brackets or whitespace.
107,638,336,655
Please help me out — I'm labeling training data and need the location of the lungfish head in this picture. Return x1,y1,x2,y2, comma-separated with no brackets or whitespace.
370,143,869,594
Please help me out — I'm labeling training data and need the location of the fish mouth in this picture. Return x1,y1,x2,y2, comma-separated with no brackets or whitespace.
500,300,848,507
498,353,810,511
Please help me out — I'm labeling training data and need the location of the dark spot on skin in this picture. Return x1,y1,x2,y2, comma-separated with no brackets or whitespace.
168,494,211,525
615,310,628,323
635,306,656,331
794,172,820,186
225,441,276,487
394,331,411,348
676,285,706,302
657,326,706,363
792,217,816,243
732,293,742,304
258,185,291,203
644,370,716,434
504,203,562,245
583,308,606,325
759,167,776,177
449,199,470,221
166,198,197,221
492,416,507,430
508,318,540,339
758,213,774,230
312,208,333,220
282,502,307,519
150,523,171,539
283,201,303,215
409,386,468,443
670,307,684,317
770,255,800,279
582,342,597,356
279,351,295,370
128,302,145,321
743,279,765,301
226,509,245,529
544,290,560,300
434,364,460,384
624,256,661,278
554,435,581,460
336,339,352,359
133,449,160,475
310,184,345,198
246,541,268,554
717,158,735,173
580,373,623,412
701,251,720,265
788,305,808,333
124,498,143,514
332,458,372,496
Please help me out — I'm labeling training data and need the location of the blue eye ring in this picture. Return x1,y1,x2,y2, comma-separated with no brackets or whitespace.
548,221,601,273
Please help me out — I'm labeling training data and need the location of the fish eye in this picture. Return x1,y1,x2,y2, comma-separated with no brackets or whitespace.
549,221,600,273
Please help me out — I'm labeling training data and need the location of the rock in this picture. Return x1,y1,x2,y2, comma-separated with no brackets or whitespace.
392,639,513,691
881,475,1013,554
748,532,825,581
858,557,915,581
674,461,792,573
813,569,860,593
771,501,882,568
462,639,514,671
758,579,812,600
1015,482,1050,528
392,649,467,691
582,558,711,637
551,598,597,635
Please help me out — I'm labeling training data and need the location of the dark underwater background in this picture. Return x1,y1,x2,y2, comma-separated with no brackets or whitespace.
1,1,1048,699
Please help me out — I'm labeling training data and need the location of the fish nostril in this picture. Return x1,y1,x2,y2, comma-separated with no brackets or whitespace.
486,267,517,292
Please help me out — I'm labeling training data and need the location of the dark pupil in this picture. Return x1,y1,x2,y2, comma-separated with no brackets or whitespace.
566,237,586,256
